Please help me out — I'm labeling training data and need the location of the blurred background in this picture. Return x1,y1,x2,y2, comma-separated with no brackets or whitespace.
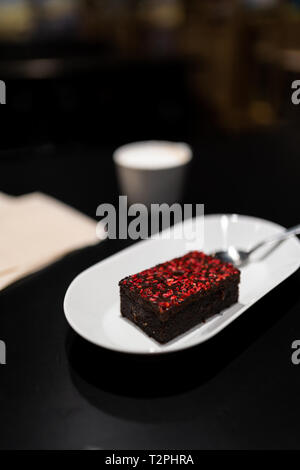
3,1,300,453
0,0,300,221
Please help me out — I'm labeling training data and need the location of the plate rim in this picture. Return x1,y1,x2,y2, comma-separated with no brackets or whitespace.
64,213,300,355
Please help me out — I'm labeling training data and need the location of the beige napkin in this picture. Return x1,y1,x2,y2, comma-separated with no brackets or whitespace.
0,192,102,290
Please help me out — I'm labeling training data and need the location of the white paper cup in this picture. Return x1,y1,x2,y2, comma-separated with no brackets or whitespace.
113,141,192,207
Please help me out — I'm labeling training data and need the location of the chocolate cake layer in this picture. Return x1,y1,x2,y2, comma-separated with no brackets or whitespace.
119,251,240,344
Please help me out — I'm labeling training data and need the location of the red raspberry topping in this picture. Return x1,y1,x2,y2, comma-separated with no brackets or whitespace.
120,251,239,313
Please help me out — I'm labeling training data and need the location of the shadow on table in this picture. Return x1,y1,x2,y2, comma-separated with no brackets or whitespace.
66,272,299,422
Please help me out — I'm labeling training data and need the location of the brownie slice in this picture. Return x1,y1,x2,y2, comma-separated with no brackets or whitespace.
119,251,240,344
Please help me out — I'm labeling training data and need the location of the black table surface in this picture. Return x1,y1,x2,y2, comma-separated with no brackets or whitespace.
0,131,300,450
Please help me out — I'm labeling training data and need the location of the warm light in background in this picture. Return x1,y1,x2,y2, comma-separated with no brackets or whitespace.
1,0,300,132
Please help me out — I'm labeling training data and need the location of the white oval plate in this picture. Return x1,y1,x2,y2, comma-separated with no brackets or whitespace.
64,214,300,354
